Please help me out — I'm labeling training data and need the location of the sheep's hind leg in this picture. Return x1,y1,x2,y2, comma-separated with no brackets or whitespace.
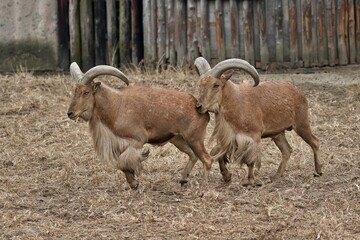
295,127,322,177
188,141,214,188
271,131,292,182
170,137,198,186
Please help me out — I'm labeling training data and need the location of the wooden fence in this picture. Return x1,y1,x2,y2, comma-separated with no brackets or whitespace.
61,0,360,70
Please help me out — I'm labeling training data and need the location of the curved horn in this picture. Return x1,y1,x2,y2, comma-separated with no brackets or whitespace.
194,57,211,76
70,62,84,81
208,58,260,86
82,65,129,85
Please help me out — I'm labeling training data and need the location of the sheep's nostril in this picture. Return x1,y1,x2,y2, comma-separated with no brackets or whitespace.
67,112,73,118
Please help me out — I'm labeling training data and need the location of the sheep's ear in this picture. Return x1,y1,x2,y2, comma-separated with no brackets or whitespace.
93,82,101,92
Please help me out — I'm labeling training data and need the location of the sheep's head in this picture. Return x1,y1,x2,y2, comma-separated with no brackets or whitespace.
67,62,129,121
194,57,260,114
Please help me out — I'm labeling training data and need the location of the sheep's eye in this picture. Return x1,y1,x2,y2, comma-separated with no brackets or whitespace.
83,91,90,96
213,84,220,89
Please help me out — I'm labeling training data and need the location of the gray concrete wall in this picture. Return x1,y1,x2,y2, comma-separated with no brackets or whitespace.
0,0,58,71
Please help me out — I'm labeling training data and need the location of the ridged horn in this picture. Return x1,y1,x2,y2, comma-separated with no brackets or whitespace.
194,57,211,76
70,62,130,86
207,58,260,86
70,62,84,81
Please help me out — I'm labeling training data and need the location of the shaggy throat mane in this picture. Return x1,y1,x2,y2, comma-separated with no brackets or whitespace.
89,120,145,174
211,113,260,167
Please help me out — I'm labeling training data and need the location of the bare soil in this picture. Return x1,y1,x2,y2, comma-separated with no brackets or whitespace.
1,65,359,239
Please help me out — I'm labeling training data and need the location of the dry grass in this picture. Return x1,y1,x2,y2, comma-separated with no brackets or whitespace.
0,65,359,239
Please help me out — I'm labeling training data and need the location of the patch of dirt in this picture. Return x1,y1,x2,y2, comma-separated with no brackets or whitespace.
0,65,359,239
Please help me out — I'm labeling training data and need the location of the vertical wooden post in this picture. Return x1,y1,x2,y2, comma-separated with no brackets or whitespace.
106,0,118,66
69,0,81,66
317,0,327,66
187,0,199,64
275,0,284,63
131,0,143,65
175,0,187,66
301,0,312,67
243,1,254,65
311,1,318,66
200,0,211,61
157,0,166,69
80,0,94,71
288,0,298,67
265,0,276,62
326,0,336,66
142,0,156,66
337,0,348,65
215,0,225,61
119,0,131,67
229,0,240,58
167,0,176,66
256,0,269,70
282,0,290,62
348,0,356,64
94,0,106,65
356,0,360,63
58,0,70,70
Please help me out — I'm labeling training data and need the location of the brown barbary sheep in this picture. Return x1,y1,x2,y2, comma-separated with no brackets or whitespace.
194,57,322,186
67,62,213,189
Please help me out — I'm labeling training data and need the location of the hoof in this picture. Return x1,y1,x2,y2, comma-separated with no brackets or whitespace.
242,179,255,187
129,180,139,190
242,181,262,188
141,148,150,159
179,180,188,186
270,174,280,182
313,172,322,177
223,173,232,183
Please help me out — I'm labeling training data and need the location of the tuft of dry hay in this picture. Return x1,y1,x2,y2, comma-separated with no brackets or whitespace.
0,65,359,239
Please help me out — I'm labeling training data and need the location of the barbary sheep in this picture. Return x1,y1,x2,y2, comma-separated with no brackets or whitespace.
194,57,322,186
67,63,214,189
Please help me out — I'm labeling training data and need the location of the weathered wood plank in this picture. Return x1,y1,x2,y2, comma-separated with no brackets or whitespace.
200,0,211,60
119,0,131,67
58,0,70,70
356,0,360,63
94,0,106,65
175,0,187,66
275,0,284,62
229,0,240,58
215,0,225,61
143,0,154,66
317,0,327,66
282,0,290,62
256,0,269,70
311,1,318,66
243,1,254,64
157,0,166,69
326,0,336,66
301,0,312,67
288,0,298,67
131,0,143,65
69,0,81,66
348,0,356,64
265,0,276,62
238,2,245,59
337,0,348,65
187,0,198,64
106,0,118,66
167,0,176,66
252,1,260,66
80,0,94,70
